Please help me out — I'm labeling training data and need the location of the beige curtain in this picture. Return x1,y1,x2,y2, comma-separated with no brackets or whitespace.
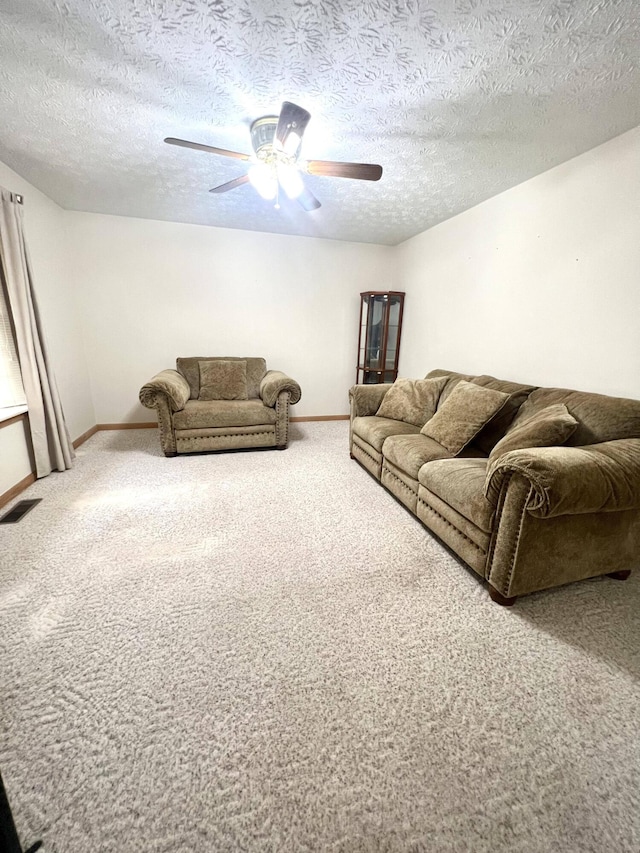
0,188,74,477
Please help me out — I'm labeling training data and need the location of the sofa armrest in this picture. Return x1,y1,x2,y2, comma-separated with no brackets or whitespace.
139,369,190,413
484,439,640,517
260,370,301,408
348,384,393,418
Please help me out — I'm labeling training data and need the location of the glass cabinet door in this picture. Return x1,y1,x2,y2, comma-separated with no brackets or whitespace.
356,291,405,384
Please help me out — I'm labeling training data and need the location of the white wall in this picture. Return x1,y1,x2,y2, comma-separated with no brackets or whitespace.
0,418,33,496
0,160,94,494
396,126,640,400
68,213,394,420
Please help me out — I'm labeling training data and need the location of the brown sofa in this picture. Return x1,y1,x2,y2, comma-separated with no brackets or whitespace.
350,369,640,604
140,356,301,456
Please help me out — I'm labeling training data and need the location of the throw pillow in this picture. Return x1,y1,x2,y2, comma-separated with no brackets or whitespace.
420,380,509,454
487,403,578,467
198,359,248,401
375,376,448,427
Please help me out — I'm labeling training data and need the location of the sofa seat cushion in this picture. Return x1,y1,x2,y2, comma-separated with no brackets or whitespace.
351,416,420,453
173,399,277,430
383,434,488,480
383,434,451,479
418,458,494,532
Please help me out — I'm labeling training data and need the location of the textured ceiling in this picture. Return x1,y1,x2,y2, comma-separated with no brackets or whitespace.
0,1,639,245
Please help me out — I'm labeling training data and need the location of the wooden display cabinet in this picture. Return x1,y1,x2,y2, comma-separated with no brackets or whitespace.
356,291,405,384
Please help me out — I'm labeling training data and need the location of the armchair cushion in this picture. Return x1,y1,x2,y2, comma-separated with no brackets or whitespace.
375,376,447,427
487,403,578,466
173,400,277,430
139,369,190,412
198,359,248,401
259,371,302,407
177,356,266,399
421,381,509,454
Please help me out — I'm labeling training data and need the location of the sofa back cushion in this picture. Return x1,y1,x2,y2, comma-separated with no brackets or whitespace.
421,380,510,454
425,369,536,454
177,356,267,400
470,375,538,454
515,387,640,446
375,376,448,427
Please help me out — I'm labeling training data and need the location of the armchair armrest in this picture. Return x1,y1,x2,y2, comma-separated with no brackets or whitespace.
260,370,301,407
485,439,640,517
139,369,190,413
348,384,393,418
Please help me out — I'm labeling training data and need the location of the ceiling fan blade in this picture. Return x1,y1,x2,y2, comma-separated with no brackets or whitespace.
209,174,250,194
275,102,311,156
297,183,321,212
305,161,383,181
165,137,250,161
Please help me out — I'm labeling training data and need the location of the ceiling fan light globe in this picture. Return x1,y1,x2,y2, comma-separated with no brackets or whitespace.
278,164,305,199
248,163,277,200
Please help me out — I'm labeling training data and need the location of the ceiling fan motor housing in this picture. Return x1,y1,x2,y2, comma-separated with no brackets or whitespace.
250,117,279,160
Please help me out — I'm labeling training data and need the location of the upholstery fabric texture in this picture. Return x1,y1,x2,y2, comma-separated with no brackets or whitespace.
515,387,640,446
139,369,190,413
382,434,485,480
349,383,393,418
418,458,494,533
421,380,509,454
484,439,640,517
416,486,489,575
173,400,277,430
177,356,267,399
350,367,640,600
351,416,420,453
351,434,384,480
467,375,537,453
487,403,579,467
375,376,447,427
260,370,302,408
426,369,536,453
381,459,420,514
141,357,297,454
198,359,248,401
382,434,451,478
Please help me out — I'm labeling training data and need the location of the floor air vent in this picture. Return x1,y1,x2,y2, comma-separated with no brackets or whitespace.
0,499,42,524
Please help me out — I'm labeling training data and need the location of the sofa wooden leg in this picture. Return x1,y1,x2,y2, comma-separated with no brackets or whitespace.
164,451,177,457
607,569,631,581
350,452,355,459
276,445,286,450
488,585,517,606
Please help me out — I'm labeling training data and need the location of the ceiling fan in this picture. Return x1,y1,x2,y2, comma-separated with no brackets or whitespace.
165,101,383,211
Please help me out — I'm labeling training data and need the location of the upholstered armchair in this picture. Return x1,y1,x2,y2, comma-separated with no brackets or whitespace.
139,357,301,456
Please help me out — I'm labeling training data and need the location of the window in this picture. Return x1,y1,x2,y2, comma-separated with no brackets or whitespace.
0,284,26,409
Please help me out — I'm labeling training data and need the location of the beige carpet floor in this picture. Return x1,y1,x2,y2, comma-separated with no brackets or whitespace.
1,422,639,852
